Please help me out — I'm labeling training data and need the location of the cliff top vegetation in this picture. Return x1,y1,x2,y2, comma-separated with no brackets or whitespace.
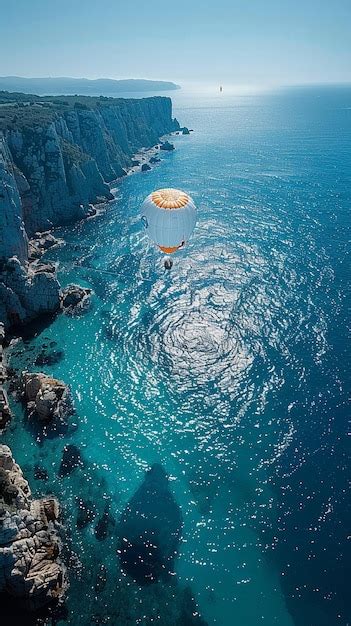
0,91,170,132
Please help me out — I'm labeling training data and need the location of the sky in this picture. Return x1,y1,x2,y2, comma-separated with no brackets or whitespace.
0,0,350,88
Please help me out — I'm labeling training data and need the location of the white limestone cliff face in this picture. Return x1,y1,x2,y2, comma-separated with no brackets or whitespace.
0,444,68,609
3,96,179,237
0,96,179,328
0,136,61,328
0,257,60,328
6,122,109,236
0,136,28,262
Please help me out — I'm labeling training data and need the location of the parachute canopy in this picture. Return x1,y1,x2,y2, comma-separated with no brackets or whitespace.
141,188,197,254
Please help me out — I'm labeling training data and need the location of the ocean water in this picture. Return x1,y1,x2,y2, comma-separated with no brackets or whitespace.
4,85,351,625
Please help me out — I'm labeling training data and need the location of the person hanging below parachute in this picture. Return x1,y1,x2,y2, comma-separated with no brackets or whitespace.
140,188,197,270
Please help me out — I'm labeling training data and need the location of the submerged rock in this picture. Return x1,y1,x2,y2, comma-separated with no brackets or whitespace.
60,284,92,316
117,464,183,584
94,564,107,593
182,127,190,135
149,156,161,163
34,464,49,481
141,163,151,172
34,347,64,366
76,497,96,529
160,140,175,151
164,257,173,271
20,371,72,422
95,502,115,541
58,444,84,478
91,615,110,625
0,444,67,610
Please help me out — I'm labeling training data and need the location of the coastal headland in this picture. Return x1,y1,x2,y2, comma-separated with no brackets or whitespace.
0,90,180,329
0,90,204,622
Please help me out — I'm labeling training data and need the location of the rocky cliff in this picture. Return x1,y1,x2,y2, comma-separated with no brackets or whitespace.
0,444,67,609
0,92,179,327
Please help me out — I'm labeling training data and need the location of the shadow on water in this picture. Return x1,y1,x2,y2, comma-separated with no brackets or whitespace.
1,456,209,625
55,452,208,624
8,312,59,342
117,464,183,585
95,500,116,541
6,87,351,625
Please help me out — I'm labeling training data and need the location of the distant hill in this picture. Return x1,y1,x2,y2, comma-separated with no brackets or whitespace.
0,76,180,96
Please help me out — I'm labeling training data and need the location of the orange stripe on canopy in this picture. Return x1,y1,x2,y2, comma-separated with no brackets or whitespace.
152,188,189,209
158,244,182,254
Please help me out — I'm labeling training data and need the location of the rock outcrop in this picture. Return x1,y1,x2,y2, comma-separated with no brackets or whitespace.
0,256,61,328
58,444,83,478
60,284,92,316
20,371,72,422
0,444,67,609
0,322,11,430
160,140,175,151
1,95,179,237
76,497,96,530
0,138,61,328
28,231,62,261
0,92,180,328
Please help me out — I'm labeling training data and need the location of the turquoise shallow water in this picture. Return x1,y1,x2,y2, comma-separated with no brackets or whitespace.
4,85,351,625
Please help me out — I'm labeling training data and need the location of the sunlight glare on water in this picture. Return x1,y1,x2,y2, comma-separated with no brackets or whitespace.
5,85,351,626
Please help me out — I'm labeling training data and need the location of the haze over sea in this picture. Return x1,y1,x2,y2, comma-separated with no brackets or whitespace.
4,84,350,625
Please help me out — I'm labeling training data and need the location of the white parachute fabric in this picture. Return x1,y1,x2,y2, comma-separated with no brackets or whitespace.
141,189,197,252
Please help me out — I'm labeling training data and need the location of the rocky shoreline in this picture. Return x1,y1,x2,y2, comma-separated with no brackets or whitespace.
0,125,177,430
0,92,180,330
0,91,182,428
0,323,11,431
0,444,67,610
0,133,178,333
0,92,206,622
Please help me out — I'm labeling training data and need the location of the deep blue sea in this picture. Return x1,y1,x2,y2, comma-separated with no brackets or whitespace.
4,85,351,626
